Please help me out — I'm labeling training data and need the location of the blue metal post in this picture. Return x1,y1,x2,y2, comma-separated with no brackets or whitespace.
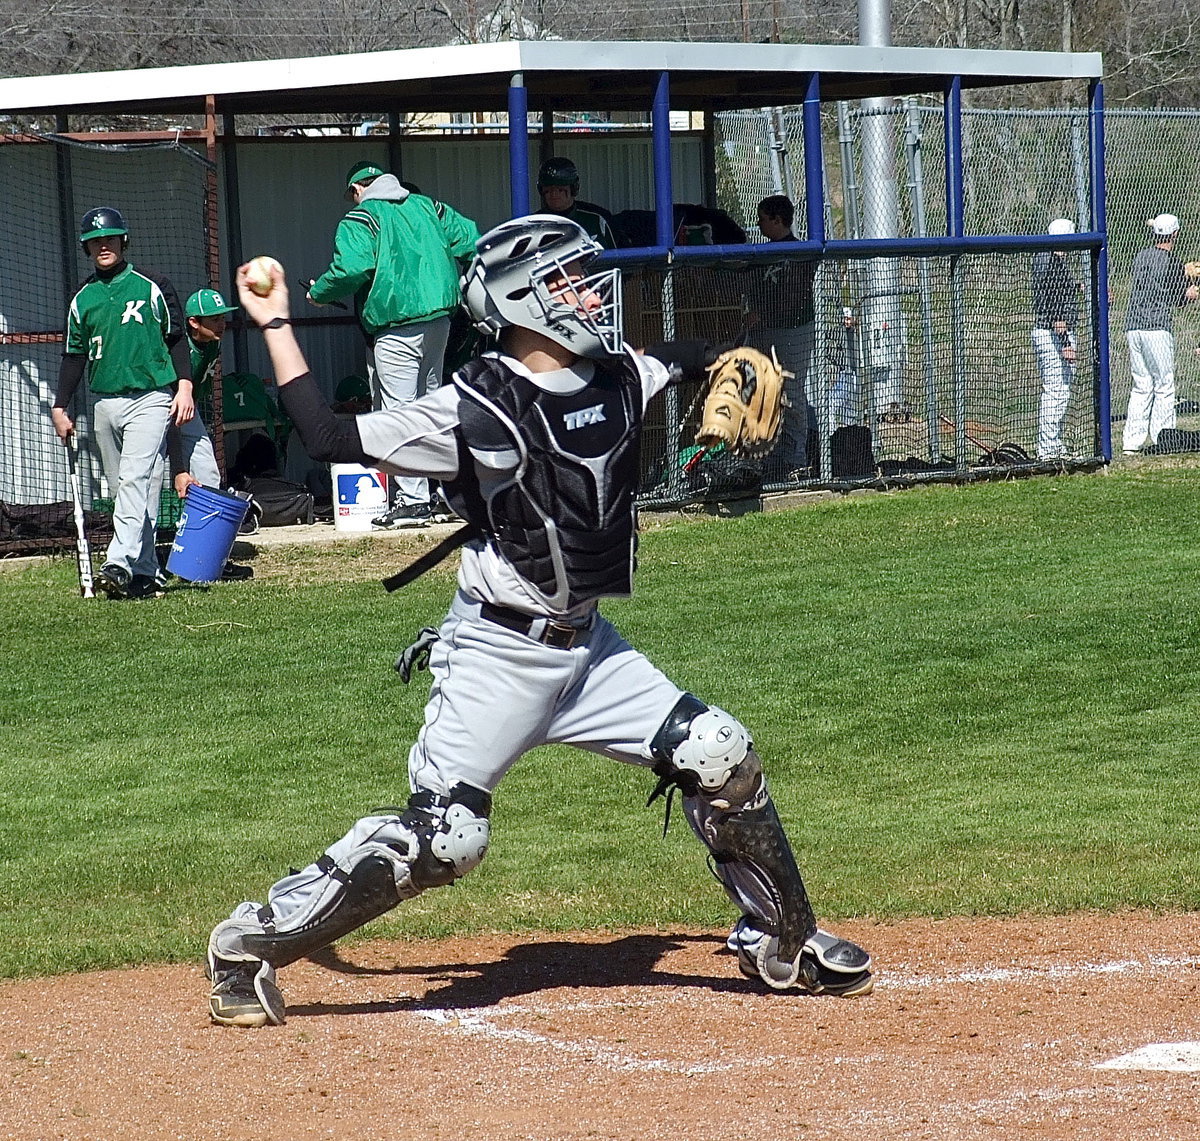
802,72,824,243
652,71,675,247
1089,78,1111,462
508,73,530,217
943,77,964,238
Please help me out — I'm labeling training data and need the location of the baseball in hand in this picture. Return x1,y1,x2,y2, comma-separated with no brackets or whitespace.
246,255,283,296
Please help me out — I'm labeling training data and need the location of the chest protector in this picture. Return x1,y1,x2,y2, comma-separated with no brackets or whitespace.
446,354,643,611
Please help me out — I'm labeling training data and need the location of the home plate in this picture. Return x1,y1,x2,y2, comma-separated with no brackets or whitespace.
1096,1043,1200,1071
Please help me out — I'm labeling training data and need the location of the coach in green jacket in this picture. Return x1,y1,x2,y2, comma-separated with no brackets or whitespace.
308,162,479,527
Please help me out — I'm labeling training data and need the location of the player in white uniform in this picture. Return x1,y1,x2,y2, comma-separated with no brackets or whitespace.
206,216,872,1027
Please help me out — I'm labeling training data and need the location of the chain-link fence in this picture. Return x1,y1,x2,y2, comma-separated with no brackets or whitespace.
628,242,1100,508
713,103,1200,470
9,106,1198,553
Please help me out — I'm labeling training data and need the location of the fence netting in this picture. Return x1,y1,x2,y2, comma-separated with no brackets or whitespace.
0,133,211,552
628,246,1100,506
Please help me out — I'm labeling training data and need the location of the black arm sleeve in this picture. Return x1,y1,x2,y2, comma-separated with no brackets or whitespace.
140,266,191,378
641,339,718,383
278,372,373,465
166,424,185,478
54,354,87,409
169,336,192,382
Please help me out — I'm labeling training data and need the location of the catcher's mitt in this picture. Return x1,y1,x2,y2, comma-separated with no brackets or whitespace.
1186,261,1200,280
695,346,788,458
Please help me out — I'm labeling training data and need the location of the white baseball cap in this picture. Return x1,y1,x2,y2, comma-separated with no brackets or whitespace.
1047,218,1075,236
1148,213,1180,236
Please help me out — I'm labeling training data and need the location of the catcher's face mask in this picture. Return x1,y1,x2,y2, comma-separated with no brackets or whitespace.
463,214,623,359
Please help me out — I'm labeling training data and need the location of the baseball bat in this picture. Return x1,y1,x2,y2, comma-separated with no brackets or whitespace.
297,278,348,311
64,435,95,599
937,414,989,454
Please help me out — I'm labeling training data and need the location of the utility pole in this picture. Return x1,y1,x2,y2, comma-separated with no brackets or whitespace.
858,0,906,417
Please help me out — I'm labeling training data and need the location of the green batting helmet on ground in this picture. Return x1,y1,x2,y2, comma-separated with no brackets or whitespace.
79,207,129,248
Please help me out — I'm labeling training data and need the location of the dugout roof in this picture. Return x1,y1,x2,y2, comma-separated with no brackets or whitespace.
0,40,1103,118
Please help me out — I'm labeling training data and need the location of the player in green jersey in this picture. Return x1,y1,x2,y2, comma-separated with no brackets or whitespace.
51,207,195,600
167,287,252,581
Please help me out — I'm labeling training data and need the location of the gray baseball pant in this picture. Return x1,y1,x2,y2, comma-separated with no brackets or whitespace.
92,388,172,578
370,316,450,507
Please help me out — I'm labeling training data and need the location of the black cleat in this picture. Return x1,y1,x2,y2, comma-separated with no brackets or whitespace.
128,574,166,600
427,492,457,524
208,956,286,1028
371,503,432,529
733,922,874,996
94,563,132,600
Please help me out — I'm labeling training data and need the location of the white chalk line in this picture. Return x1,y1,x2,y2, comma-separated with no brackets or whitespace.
412,953,1200,1075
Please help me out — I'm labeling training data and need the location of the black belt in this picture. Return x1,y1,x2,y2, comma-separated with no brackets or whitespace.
480,602,590,649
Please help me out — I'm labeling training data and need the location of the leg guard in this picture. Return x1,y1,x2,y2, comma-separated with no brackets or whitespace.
651,694,869,993
209,784,490,972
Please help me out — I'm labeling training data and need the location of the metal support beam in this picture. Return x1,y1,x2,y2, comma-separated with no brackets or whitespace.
508,73,530,217
652,71,674,248
1090,78,1111,462
221,111,247,374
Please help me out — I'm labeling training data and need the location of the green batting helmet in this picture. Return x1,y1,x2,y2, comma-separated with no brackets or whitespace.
79,206,129,248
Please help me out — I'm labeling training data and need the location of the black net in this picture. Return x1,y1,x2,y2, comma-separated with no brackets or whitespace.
0,134,213,553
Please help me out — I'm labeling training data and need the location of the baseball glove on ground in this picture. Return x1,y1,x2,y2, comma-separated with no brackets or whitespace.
1186,261,1200,280
695,346,788,457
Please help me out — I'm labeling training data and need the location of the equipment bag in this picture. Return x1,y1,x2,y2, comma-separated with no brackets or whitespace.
237,475,315,527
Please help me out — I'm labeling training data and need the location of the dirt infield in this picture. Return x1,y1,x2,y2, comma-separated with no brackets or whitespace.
2,911,1198,1141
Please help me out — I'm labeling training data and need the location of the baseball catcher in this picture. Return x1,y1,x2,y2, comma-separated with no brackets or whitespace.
206,217,871,1028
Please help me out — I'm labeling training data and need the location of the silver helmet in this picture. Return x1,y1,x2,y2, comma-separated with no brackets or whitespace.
461,214,622,359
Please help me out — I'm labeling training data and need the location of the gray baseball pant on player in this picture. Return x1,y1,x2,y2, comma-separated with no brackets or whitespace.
210,591,803,973
1123,329,1176,451
177,415,222,486
92,388,172,578
152,414,222,492
752,323,815,474
369,315,450,507
1032,328,1075,459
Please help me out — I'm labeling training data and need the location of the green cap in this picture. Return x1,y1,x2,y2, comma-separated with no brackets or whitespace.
186,288,238,318
345,161,386,188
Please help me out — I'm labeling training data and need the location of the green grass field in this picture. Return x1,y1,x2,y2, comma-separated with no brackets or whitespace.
2,459,1199,979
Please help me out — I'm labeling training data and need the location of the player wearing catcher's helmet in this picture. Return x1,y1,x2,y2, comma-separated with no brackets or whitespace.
50,207,195,600
204,219,871,1028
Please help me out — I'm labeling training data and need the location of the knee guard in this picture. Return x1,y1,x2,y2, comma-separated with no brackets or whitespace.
209,783,491,970
649,694,817,979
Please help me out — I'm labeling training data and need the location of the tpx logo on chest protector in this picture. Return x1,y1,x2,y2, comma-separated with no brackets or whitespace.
120,300,147,325
563,403,606,431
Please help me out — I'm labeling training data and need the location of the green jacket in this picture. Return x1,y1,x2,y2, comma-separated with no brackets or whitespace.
310,175,480,338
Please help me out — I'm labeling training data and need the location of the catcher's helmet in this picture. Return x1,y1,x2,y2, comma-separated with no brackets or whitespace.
537,157,580,193
79,207,129,249
461,214,622,359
